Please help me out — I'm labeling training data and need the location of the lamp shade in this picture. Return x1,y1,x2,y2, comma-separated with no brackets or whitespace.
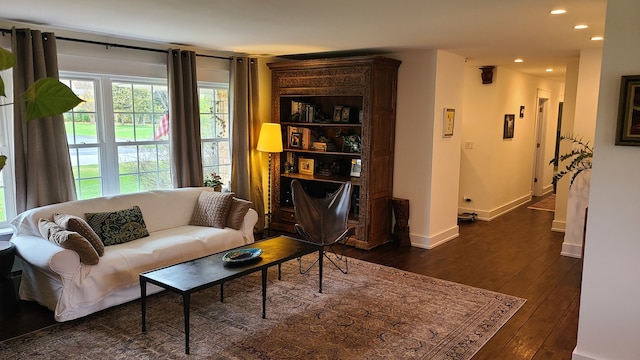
257,123,283,153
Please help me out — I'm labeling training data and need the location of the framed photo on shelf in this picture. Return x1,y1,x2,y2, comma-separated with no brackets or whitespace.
290,132,302,148
350,158,361,177
443,108,455,137
615,75,640,146
503,114,515,139
298,158,315,175
333,106,343,122
341,107,351,123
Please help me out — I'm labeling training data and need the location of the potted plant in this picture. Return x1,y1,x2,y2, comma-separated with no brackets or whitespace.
549,134,593,187
0,47,83,171
204,172,223,192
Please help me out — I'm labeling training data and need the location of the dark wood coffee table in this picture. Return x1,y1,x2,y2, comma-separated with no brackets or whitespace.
139,235,322,354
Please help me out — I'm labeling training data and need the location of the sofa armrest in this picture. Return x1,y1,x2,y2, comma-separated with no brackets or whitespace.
240,208,258,243
11,235,81,277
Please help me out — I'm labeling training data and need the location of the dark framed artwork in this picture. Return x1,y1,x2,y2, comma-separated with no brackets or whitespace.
503,114,515,139
290,132,302,148
615,75,640,146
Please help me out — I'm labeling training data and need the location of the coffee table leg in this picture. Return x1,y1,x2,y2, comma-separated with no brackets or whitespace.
262,268,267,319
318,248,323,293
278,263,282,280
183,293,190,354
140,277,147,332
220,283,224,302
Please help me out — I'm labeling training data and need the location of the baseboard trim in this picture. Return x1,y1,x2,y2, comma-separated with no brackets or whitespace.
572,348,596,360
410,225,459,249
459,193,531,221
561,242,583,258
552,220,566,233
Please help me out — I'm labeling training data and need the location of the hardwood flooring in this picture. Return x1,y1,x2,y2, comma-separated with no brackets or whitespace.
0,196,581,359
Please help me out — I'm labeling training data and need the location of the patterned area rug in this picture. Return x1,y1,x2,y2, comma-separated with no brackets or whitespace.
0,257,525,360
528,194,556,212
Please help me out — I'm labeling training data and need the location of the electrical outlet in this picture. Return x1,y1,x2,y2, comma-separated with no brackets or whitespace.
464,196,472,202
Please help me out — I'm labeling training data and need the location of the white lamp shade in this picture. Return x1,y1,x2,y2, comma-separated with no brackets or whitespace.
257,123,283,153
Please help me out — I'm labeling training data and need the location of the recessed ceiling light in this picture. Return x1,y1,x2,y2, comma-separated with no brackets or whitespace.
546,68,554,72
550,9,567,15
514,58,524,63
591,36,604,41
574,24,589,30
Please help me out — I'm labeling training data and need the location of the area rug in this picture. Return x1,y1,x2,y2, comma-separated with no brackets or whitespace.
0,257,525,360
528,194,556,212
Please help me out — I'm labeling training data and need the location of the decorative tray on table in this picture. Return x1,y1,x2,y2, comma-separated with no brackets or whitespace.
222,248,263,263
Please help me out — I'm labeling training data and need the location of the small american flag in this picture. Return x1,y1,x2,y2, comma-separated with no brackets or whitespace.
154,112,169,140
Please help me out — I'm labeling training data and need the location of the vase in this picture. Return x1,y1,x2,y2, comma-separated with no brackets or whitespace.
214,185,222,192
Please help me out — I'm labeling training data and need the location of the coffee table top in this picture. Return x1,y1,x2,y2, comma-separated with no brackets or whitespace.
140,236,321,293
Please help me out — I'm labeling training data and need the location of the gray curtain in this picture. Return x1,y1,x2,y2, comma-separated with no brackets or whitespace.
168,49,202,188
12,28,76,213
230,57,265,231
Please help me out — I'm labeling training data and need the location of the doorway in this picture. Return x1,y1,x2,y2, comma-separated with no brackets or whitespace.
532,89,551,196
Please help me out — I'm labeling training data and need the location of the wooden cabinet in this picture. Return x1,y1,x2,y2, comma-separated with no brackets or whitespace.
267,56,400,249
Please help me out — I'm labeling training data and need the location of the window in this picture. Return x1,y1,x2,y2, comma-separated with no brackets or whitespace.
62,74,230,200
199,85,231,188
0,69,16,226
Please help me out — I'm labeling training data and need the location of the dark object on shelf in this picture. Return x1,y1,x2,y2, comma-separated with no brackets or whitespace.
0,241,19,321
291,179,355,274
391,198,411,247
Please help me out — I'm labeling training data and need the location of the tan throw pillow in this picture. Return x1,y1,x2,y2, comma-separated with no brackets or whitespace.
53,213,105,256
38,219,99,265
85,206,150,246
226,198,252,230
190,191,235,228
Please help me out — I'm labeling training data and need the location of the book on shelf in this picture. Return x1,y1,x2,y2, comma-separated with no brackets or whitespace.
312,142,327,151
287,125,312,149
290,101,316,123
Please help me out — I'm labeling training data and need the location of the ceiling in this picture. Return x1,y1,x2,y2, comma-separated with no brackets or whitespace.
0,0,607,79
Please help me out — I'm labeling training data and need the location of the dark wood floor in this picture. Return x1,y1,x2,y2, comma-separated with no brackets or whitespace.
0,196,581,359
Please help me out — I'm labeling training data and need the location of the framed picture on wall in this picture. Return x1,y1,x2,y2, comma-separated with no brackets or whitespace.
503,114,515,139
615,75,640,146
443,108,455,137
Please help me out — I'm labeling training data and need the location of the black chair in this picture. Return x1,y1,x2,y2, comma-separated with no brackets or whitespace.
291,179,355,274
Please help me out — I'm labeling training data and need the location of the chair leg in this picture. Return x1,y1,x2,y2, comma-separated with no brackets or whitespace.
325,238,349,274
298,256,319,274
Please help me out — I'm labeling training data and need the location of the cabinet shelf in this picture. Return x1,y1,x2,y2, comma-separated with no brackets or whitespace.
281,172,361,186
285,148,360,157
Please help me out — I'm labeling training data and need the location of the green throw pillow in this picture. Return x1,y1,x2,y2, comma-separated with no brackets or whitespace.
85,206,149,246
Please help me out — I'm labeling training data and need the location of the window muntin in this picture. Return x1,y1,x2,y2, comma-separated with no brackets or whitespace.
200,86,230,188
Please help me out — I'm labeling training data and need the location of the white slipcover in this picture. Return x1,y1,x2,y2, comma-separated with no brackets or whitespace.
10,187,258,321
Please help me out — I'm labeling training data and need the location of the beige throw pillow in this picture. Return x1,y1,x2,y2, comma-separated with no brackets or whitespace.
190,191,235,228
38,219,100,265
226,198,252,230
53,213,105,256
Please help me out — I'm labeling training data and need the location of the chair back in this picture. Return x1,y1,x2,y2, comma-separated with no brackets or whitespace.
291,179,352,245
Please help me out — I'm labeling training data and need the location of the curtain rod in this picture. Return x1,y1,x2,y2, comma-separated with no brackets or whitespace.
0,28,232,61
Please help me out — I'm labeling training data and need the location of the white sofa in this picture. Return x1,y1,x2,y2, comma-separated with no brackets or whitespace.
10,187,258,322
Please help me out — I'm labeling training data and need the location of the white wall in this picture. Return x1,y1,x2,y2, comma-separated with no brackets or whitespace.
574,0,640,359
459,66,563,220
391,49,465,249
560,48,602,258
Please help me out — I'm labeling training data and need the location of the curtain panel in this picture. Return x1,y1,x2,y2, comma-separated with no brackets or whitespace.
230,57,265,231
12,28,76,213
168,49,203,188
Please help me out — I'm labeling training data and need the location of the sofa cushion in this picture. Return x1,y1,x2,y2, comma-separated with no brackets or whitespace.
85,206,150,246
53,213,105,256
37,219,100,265
190,191,234,228
226,198,252,230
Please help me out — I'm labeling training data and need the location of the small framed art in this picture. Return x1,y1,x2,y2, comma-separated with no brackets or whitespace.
333,106,343,122
350,159,361,177
615,75,640,146
341,107,351,123
443,108,455,137
290,132,302,148
503,114,515,139
298,158,315,175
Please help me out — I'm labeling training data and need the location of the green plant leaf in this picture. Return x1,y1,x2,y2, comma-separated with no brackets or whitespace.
23,78,84,121
0,155,6,171
0,47,15,71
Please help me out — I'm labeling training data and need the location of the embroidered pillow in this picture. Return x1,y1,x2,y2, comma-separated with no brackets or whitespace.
190,191,235,228
85,206,150,246
53,213,105,256
226,198,252,230
38,218,99,265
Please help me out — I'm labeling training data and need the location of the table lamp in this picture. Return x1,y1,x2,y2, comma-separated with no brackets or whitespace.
257,123,283,234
